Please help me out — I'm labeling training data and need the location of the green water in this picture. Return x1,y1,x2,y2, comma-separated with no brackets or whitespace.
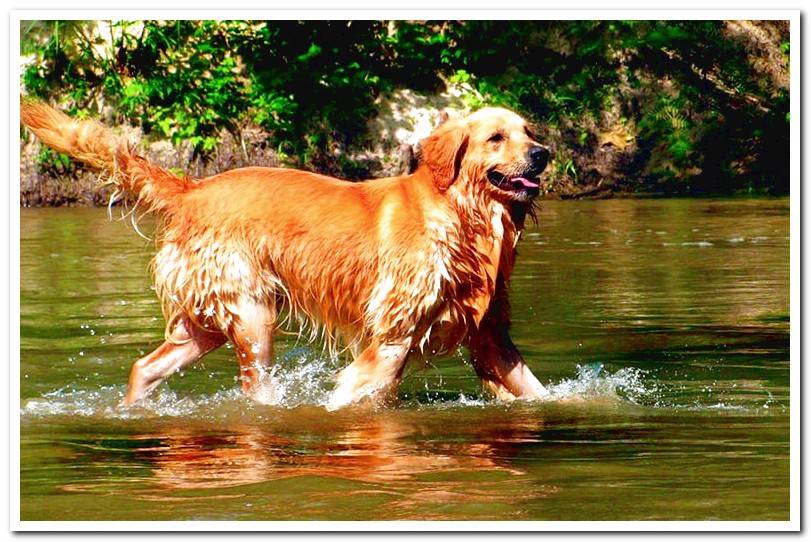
19,198,791,522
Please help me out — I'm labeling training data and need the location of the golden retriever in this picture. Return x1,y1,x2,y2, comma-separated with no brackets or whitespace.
21,101,551,409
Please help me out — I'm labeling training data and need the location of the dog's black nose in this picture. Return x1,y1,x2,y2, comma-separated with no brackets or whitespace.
529,145,550,172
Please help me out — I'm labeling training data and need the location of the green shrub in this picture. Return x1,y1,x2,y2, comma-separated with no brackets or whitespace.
20,19,789,193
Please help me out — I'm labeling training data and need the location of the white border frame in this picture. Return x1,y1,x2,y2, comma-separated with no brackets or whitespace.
8,9,801,532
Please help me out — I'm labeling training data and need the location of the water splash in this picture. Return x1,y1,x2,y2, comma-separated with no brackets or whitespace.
542,364,763,412
407,363,661,411
21,357,763,420
21,348,342,420
546,363,656,405
21,385,249,420
270,347,340,407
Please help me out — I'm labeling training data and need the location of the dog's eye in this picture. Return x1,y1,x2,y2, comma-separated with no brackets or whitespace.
488,132,505,143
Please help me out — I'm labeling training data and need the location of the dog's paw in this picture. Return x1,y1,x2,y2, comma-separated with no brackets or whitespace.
325,384,361,411
247,378,282,406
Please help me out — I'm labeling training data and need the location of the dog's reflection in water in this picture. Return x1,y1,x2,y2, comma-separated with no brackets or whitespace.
60,407,559,516
140,409,543,489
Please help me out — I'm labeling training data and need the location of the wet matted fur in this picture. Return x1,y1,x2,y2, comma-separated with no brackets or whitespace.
21,100,551,409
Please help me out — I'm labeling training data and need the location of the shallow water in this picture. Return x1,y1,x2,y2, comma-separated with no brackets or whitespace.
19,198,790,521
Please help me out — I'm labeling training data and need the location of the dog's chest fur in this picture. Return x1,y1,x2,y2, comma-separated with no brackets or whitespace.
366,195,519,354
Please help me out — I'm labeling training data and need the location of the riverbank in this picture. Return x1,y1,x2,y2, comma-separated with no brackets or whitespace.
19,116,777,208
20,20,790,207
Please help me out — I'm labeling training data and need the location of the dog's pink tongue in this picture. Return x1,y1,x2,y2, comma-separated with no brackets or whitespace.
511,177,539,189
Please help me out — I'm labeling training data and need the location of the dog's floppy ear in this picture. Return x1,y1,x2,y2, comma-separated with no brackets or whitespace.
420,121,469,192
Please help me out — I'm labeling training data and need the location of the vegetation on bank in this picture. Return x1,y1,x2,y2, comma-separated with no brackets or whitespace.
20,19,790,206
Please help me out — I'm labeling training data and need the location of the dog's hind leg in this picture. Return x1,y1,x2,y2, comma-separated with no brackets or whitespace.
123,317,226,405
326,339,412,411
225,298,279,404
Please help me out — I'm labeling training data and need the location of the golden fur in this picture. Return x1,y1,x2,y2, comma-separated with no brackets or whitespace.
21,99,550,409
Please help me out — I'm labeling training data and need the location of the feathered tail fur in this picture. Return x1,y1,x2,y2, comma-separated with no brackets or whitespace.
20,99,192,214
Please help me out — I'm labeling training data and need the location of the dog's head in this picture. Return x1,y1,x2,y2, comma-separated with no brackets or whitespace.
420,107,549,202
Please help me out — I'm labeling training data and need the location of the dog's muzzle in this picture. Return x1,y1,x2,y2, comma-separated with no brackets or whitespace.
487,146,550,196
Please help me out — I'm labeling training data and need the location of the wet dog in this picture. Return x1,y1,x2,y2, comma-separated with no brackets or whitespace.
21,101,551,409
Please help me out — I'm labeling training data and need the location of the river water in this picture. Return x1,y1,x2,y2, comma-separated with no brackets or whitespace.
19,198,790,522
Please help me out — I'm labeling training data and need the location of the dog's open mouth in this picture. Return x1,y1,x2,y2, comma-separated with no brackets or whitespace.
487,170,541,195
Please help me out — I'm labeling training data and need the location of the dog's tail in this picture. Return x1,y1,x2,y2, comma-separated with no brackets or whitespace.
20,99,192,214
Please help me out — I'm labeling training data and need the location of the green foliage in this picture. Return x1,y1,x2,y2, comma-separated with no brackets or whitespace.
639,93,695,167
551,154,578,185
21,19,789,192
35,147,76,176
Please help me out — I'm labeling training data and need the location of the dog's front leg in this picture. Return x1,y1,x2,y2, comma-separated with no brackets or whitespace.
326,339,412,411
467,297,549,401
468,325,549,401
